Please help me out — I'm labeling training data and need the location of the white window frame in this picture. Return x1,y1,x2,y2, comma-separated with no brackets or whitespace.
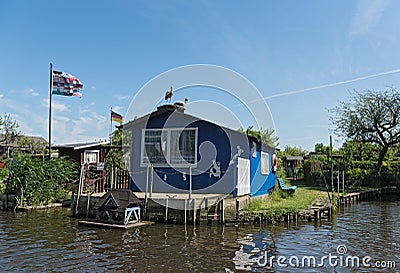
261,151,269,175
140,128,198,167
84,150,99,164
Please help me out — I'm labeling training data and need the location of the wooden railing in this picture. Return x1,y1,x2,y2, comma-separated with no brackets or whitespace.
104,168,131,191
80,165,130,194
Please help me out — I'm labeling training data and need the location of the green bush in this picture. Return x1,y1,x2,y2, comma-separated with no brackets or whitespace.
347,168,369,188
345,160,400,188
5,154,77,206
303,158,325,184
0,158,8,183
350,161,376,171
0,181,5,194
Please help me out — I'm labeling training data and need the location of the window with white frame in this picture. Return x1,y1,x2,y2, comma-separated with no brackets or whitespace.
142,130,167,165
84,150,99,164
261,151,269,174
141,128,197,167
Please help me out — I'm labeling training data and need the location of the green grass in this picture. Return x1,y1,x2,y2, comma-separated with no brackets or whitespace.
243,180,330,219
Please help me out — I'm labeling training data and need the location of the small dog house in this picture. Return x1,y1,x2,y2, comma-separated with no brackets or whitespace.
94,189,142,225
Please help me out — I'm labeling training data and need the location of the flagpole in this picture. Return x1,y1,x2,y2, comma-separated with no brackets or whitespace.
48,63,53,159
110,107,113,146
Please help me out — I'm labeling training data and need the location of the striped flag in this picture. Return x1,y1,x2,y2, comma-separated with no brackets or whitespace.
111,110,123,123
52,70,83,97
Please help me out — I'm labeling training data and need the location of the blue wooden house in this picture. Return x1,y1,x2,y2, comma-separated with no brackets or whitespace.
123,103,276,199
248,135,277,196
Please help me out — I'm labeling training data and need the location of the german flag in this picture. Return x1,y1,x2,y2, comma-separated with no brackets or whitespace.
111,110,123,123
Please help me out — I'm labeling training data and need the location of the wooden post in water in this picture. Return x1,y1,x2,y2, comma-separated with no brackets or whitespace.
189,167,192,200
70,194,75,217
165,198,168,223
342,170,345,199
193,199,196,226
314,209,319,221
150,165,154,198
75,164,84,216
86,195,90,218
184,199,187,226
221,199,225,224
144,165,149,218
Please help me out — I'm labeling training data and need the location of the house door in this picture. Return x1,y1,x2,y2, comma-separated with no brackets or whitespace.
237,157,250,196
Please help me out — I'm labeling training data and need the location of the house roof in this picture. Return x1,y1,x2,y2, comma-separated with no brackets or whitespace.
124,104,248,135
52,140,110,150
124,103,276,149
94,189,142,211
124,104,184,127
0,134,47,147
25,135,48,143
284,156,304,161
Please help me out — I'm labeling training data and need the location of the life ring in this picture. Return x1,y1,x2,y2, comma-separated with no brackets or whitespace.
272,154,277,172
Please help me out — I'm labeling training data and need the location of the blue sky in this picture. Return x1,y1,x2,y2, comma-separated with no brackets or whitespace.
1,0,400,151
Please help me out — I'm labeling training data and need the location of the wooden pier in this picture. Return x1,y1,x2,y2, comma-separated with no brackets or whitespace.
338,186,399,206
78,220,154,230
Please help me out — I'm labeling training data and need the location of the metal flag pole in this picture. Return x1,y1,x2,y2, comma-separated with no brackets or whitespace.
110,107,113,145
48,63,53,159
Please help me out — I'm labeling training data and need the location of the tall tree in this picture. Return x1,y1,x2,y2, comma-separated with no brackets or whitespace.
0,113,20,145
330,88,400,175
314,143,329,154
281,145,307,156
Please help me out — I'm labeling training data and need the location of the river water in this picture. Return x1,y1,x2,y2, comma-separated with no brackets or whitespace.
0,195,399,273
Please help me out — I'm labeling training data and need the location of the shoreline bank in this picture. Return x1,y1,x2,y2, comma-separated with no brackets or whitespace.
238,185,399,225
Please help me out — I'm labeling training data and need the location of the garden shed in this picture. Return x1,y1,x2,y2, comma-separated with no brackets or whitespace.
123,103,277,199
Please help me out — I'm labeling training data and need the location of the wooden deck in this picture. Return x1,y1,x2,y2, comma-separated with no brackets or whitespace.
78,220,155,229
338,186,399,206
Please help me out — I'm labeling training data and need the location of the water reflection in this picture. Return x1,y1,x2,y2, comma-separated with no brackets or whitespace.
0,195,399,272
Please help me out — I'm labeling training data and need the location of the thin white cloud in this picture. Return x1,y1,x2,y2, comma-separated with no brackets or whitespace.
116,95,131,100
0,94,47,136
26,88,39,97
349,0,389,37
75,117,93,124
0,94,4,99
50,116,70,144
262,68,400,100
16,119,33,134
79,108,91,114
42,98,69,112
112,106,124,113
91,111,107,130
71,117,94,135
54,116,70,122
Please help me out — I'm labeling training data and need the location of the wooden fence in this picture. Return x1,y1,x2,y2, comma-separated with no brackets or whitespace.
104,168,131,191
80,165,130,194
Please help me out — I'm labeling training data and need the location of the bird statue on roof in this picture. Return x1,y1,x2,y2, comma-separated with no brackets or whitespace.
165,85,173,104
